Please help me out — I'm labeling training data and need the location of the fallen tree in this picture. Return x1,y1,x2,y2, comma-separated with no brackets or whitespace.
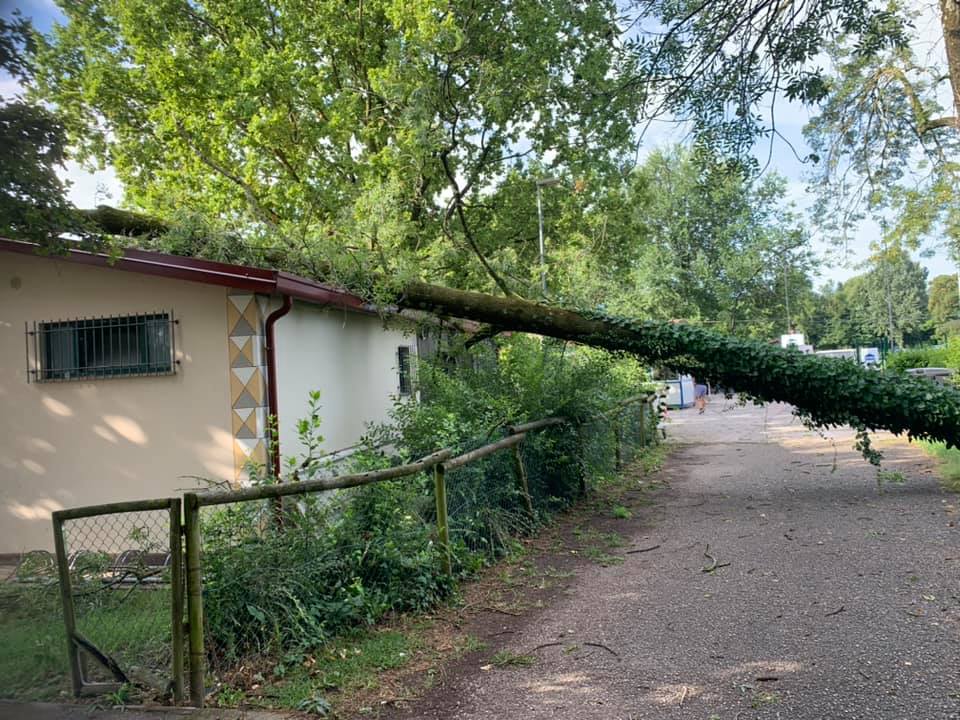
45,211,960,452
398,282,960,454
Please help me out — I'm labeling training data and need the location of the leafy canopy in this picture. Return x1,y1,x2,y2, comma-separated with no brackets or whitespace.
32,0,643,292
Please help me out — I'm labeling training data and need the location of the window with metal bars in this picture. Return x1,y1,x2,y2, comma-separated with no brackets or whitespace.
26,312,177,383
397,345,413,395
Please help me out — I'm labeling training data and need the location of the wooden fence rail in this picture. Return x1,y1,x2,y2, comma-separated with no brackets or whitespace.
53,391,662,709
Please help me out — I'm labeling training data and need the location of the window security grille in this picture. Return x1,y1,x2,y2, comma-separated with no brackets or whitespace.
397,345,412,395
25,312,177,383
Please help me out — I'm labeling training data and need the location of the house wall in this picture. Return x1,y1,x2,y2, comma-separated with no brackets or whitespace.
273,301,417,463
0,252,234,552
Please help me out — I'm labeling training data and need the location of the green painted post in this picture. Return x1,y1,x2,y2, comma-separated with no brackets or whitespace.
638,401,647,449
433,464,452,576
183,493,205,708
52,513,83,696
169,499,184,704
614,416,622,470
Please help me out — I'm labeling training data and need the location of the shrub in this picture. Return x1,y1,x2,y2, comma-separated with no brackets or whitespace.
200,337,652,663
886,347,949,374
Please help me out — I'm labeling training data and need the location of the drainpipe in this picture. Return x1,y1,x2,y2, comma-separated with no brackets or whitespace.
264,294,292,480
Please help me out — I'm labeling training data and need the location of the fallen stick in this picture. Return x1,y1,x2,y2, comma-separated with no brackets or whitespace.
702,544,729,572
530,642,563,652
626,544,661,555
483,605,523,617
583,642,619,657
824,605,845,617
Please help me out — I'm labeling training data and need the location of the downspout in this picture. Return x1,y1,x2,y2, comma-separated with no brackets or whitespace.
265,294,293,480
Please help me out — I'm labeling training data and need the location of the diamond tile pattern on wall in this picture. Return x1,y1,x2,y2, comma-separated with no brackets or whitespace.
227,292,269,481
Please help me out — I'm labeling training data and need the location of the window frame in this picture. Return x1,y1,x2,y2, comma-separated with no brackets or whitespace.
28,311,177,383
397,345,414,395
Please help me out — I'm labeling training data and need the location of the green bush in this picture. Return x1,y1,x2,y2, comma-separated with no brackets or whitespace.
886,347,950,374
201,338,652,663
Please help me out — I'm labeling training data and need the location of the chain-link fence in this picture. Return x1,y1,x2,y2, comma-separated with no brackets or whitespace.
52,499,183,702
40,396,661,707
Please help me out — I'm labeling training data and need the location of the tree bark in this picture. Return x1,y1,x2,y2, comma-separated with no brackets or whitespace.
940,0,960,129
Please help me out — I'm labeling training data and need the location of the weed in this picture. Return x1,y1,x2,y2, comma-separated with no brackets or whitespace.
918,441,960,492
876,469,907,494
611,505,632,519
751,690,780,708
216,685,245,707
583,547,624,566
297,691,332,716
491,651,536,667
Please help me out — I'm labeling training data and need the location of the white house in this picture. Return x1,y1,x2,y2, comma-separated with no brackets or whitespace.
0,239,418,552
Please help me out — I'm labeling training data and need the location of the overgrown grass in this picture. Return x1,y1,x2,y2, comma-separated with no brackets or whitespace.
0,582,172,701
918,440,960,492
0,585,68,700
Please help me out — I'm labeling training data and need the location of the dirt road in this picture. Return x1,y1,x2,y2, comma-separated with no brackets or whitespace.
391,400,960,719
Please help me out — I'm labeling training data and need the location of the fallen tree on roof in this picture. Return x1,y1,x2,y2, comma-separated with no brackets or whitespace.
71,208,960,455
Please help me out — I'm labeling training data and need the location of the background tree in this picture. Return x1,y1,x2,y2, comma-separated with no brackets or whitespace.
0,15,87,247
928,273,960,339
31,0,643,294
805,2,960,256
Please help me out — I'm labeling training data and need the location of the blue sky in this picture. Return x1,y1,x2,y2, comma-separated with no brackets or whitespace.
5,0,957,287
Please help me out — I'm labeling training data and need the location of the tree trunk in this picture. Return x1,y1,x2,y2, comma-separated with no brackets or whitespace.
65,207,960,449
940,0,960,128
398,282,960,449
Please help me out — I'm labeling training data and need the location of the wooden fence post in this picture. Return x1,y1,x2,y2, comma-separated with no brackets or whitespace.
433,464,452,576
52,512,83,696
169,498,184,704
183,493,205,708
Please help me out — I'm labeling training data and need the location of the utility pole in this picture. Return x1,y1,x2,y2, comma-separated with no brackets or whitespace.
535,176,561,294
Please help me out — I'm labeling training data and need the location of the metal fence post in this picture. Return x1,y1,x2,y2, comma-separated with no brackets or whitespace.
638,401,647,449
52,512,82,696
183,493,205,708
433,464,452,576
614,415,622,470
169,498,184,704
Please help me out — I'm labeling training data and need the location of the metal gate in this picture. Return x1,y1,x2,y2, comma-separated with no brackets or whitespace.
52,498,184,702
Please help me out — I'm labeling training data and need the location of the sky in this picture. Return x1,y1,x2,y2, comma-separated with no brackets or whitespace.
4,0,957,288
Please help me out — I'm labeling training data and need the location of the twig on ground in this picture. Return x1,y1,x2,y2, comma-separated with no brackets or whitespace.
824,605,845,617
530,642,563,652
702,544,729,572
583,642,618,657
678,685,688,707
626,545,661,555
483,606,522,617
755,676,779,682
857,668,871,680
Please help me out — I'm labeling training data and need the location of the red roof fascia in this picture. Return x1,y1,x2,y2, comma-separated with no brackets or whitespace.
276,272,371,313
0,237,370,312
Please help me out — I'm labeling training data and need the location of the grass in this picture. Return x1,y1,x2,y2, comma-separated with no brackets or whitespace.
490,650,536,668
0,582,172,702
918,440,960,492
0,584,69,700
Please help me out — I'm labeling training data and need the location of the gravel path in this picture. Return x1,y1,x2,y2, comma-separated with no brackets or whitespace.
396,401,960,719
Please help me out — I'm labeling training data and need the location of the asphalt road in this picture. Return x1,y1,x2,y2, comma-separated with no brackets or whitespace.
397,399,960,719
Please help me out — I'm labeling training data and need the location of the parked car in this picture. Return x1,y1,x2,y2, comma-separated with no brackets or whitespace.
905,367,955,385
